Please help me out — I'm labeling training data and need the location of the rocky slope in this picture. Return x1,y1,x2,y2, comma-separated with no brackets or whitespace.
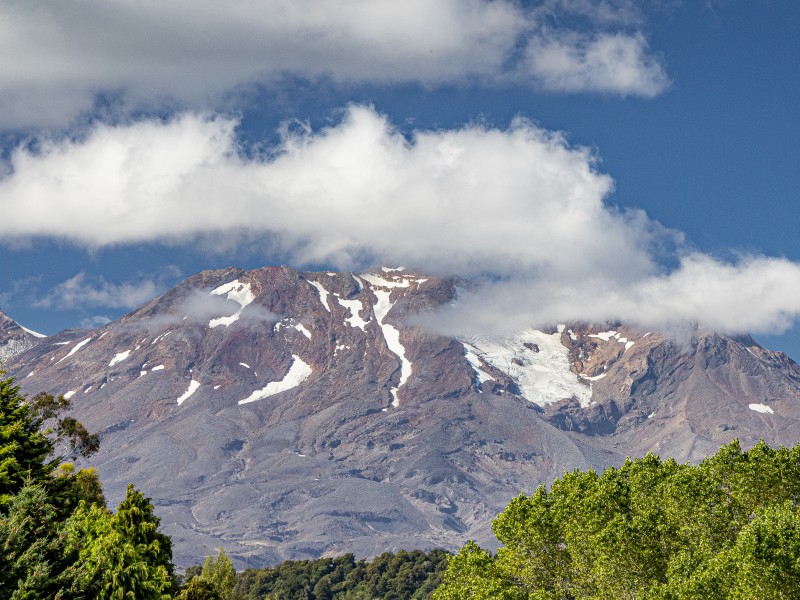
5,266,800,568
0,309,45,363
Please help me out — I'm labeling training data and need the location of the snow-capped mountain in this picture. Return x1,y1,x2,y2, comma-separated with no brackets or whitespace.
0,309,45,363
5,266,800,568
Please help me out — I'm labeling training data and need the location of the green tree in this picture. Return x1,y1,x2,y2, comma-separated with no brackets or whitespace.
0,376,55,506
434,439,800,599
67,485,175,599
0,482,75,599
178,577,221,600
200,548,237,599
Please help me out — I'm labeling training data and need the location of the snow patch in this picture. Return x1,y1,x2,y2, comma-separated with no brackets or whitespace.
362,273,411,289
749,403,774,414
382,266,406,272
151,365,164,371
151,330,172,345
238,355,312,404
337,298,369,331
177,380,200,405
371,288,412,407
589,331,617,342
209,280,255,328
20,325,46,338
625,341,635,351
568,329,577,341
464,329,592,407
109,350,131,367
294,323,312,339
463,343,493,391
580,373,607,381
308,280,331,312
56,337,92,364
239,362,251,369
63,390,76,399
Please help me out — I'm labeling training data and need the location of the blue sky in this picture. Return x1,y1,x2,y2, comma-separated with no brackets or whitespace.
1,1,800,358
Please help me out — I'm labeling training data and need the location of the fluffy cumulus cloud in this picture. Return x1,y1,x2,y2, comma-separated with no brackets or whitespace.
3,105,800,335
0,0,668,127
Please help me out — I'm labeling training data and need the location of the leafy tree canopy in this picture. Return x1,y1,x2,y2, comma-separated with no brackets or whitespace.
434,439,800,600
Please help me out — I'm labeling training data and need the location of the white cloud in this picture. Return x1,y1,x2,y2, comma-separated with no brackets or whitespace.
0,107,653,281
80,315,113,329
428,254,800,337
523,31,668,97
34,272,167,311
4,105,799,336
0,0,668,127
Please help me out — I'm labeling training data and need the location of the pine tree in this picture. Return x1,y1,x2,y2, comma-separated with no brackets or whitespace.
0,376,54,506
0,482,75,599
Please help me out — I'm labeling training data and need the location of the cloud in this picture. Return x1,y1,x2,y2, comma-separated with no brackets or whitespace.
138,289,280,332
0,0,668,127
426,254,800,337
34,272,175,311
80,315,113,329
0,107,654,281
523,31,668,97
4,105,800,336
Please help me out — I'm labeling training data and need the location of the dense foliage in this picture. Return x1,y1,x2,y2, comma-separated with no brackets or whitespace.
228,548,449,599
0,372,175,599
434,439,800,599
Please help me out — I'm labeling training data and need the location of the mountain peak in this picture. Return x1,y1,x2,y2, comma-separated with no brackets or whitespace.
0,309,45,363
4,266,800,568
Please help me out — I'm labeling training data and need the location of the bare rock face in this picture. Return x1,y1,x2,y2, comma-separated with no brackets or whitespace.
0,309,44,363
5,267,800,568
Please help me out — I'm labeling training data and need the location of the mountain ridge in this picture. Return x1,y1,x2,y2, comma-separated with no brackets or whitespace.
4,265,800,568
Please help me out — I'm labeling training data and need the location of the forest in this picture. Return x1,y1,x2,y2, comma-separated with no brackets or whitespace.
4,368,800,599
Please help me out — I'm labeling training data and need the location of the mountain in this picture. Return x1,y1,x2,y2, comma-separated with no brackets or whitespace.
0,308,45,363
4,266,800,568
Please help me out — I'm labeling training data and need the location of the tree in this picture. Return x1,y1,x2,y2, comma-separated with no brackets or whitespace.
0,376,55,506
200,548,237,599
434,440,800,599
67,485,175,599
0,374,100,510
0,371,177,598
0,482,74,599
178,578,220,600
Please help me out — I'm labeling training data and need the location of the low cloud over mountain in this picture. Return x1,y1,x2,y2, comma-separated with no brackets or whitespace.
3,106,800,336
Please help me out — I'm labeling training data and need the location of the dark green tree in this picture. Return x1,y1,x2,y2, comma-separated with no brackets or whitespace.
0,482,75,599
0,377,55,506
